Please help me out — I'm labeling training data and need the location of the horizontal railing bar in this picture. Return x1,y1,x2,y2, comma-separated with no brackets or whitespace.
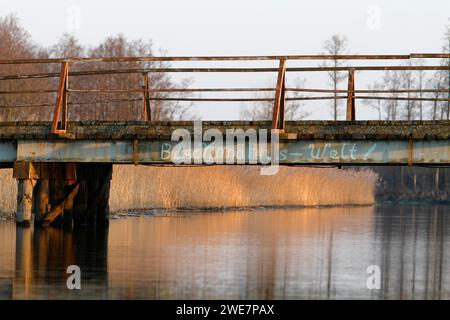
410,53,450,59
1,66,450,81
0,53,448,65
2,96,450,109
2,88,450,95
354,96,450,101
0,90,58,94
67,88,450,94
3,54,449,65
67,88,276,93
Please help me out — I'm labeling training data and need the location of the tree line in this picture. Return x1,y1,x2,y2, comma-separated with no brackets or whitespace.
240,21,450,121
0,14,193,122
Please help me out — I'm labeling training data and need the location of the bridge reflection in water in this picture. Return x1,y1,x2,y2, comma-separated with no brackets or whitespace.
0,205,448,299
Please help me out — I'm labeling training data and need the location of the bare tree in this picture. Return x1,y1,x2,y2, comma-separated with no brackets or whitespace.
401,62,417,120
427,71,444,120
50,33,85,58
39,31,194,121
0,15,194,122
321,34,348,120
240,79,310,120
363,82,384,120
414,59,427,120
0,14,51,121
382,70,402,120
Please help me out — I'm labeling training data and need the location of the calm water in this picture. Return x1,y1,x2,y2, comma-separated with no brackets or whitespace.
0,204,448,300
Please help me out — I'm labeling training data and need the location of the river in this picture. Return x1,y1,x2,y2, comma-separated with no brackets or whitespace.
0,204,448,299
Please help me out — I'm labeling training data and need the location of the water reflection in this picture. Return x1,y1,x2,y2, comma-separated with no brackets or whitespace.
0,225,108,299
0,205,448,299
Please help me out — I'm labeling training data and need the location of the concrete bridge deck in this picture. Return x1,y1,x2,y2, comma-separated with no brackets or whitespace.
0,120,449,166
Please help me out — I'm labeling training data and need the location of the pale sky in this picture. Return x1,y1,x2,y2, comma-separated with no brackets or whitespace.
2,0,449,120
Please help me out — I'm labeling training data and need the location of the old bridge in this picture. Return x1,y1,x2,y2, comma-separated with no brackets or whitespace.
0,54,449,227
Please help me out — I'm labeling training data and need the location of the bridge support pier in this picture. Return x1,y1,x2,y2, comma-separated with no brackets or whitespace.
74,164,112,227
34,179,49,226
13,162,112,228
16,179,33,227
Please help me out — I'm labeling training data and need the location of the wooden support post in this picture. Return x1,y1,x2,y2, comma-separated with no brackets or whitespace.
272,59,287,131
73,181,88,227
408,135,414,167
142,72,151,121
63,180,76,227
49,179,66,227
96,165,112,226
346,68,355,121
279,73,286,130
34,179,49,226
72,164,112,227
86,178,100,225
16,179,33,227
51,62,69,134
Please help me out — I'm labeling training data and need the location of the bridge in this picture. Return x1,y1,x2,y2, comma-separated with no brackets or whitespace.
0,54,449,227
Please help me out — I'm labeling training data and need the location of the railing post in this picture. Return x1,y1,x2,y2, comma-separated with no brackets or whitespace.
346,68,355,121
51,62,69,134
272,59,287,131
142,72,151,121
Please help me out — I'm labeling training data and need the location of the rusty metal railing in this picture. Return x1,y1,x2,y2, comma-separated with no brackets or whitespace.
0,53,449,134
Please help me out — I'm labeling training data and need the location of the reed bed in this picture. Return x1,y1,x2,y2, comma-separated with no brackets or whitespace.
0,165,378,216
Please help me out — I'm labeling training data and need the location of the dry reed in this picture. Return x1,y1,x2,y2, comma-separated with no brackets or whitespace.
0,165,378,216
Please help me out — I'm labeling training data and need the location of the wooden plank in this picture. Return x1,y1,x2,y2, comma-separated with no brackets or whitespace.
272,59,287,130
346,69,355,121
34,179,49,225
66,87,450,93
42,182,79,226
0,54,417,65
2,53,450,65
142,73,151,121
2,65,450,81
13,161,31,179
51,62,69,134
279,73,286,130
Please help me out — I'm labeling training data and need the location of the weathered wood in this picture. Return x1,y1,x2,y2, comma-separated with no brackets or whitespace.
96,166,112,226
346,69,355,121
2,65,450,81
13,162,36,179
279,71,286,130
73,181,88,227
85,178,100,225
51,62,69,134
42,183,79,227
142,73,151,121
63,87,450,94
63,180,76,226
1,53,450,65
13,162,76,180
16,179,33,227
272,59,287,130
48,179,66,227
34,179,49,225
